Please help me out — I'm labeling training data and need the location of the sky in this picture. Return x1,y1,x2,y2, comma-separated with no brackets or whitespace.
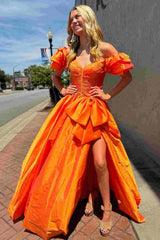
0,0,75,75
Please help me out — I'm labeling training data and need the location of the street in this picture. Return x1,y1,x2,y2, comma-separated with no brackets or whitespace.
0,89,49,126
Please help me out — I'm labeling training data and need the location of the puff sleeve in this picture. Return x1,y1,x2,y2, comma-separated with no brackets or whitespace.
105,53,134,75
50,47,67,71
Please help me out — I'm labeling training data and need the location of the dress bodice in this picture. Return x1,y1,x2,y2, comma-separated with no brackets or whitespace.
69,59,106,96
50,47,134,96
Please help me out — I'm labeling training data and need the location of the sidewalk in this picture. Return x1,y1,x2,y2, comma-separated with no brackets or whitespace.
0,100,159,239
0,89,21,96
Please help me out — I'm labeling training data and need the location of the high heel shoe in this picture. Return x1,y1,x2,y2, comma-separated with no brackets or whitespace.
84,202,94,216
100,203,112,236
84,190,98,217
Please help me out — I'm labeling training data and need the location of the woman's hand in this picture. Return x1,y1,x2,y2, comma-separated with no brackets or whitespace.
89,86,111,102
60,85,77,96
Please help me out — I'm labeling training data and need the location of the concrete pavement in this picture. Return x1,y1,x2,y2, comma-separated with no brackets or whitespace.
119,123,160,240
0,99,49,151
0,89,22,96
0,99,159,239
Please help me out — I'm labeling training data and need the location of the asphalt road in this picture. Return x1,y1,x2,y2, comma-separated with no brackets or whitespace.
0,89,49,126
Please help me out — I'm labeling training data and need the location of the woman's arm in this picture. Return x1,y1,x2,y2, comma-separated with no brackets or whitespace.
89,42,132,101
52,69,65,94
90,71,132,101
52,70,77,96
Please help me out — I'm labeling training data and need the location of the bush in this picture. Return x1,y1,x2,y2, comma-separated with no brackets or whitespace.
15,87,24,90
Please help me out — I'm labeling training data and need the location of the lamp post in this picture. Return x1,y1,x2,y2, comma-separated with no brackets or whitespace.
47,28,61,104
47,28,53,57
13,64,20,90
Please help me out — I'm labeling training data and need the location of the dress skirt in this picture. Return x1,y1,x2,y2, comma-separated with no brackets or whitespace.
8,93,145,240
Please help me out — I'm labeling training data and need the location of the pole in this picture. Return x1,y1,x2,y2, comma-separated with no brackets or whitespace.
13,64,20,90
49,38,53,56
48,36,61,104
13,67,15,90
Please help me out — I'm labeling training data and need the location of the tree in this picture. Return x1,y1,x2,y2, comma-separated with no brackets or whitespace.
25,63,71,88
0,69,6,89
0,69,6,81
24,64,71,104
61,70,71,88
0,69,12,89
14,71,21,77
24,65,54,87
5,74,12,84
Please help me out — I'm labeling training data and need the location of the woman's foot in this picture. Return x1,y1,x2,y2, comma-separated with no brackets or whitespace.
84,202,94,216
100,203,112,236
84,190,98,217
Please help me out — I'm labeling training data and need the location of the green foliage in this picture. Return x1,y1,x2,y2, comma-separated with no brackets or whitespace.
24,64,71,88
61,70,71,88
42,62,50,68
5,74,12,83
24,65,54,87
14,71,21,77
0,69,13,89
0,69,6,82
15,86,24,90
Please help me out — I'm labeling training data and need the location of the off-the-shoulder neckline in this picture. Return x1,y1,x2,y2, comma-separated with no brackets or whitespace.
57,47,126,69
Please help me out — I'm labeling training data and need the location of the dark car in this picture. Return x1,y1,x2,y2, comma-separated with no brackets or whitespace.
27,84,34,90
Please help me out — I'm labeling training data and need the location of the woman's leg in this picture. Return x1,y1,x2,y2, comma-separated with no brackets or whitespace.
85,150,98,215
92,136,111,222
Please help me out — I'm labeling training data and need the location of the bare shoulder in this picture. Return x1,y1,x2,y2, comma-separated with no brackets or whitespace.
100,42,118,58
66,47,70,55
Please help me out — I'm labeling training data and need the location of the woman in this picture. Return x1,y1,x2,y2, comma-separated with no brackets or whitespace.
8,5,145,240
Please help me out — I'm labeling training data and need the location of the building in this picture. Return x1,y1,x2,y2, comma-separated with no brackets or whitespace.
11,76,29,89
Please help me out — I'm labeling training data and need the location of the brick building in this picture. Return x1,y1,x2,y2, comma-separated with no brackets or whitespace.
11,76,29,89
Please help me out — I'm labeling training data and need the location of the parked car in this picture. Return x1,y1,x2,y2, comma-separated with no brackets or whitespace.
27,84,34,90
38,85,44,89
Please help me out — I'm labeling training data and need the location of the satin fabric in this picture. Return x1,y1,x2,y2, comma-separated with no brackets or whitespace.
8,47,145,240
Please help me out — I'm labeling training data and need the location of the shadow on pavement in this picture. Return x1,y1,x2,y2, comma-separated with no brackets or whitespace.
118,121,160,200
56,191,133,239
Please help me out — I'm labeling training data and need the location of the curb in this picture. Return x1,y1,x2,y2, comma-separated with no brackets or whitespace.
0,98,50,152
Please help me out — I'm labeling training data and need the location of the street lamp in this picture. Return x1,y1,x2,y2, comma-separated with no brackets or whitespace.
47,28,53,56
13,64,20,90
47,28,61,104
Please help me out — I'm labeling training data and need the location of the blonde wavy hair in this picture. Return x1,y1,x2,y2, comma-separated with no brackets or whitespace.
67,5,103,67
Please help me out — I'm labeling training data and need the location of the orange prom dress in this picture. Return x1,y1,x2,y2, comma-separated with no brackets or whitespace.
8,47,145,239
